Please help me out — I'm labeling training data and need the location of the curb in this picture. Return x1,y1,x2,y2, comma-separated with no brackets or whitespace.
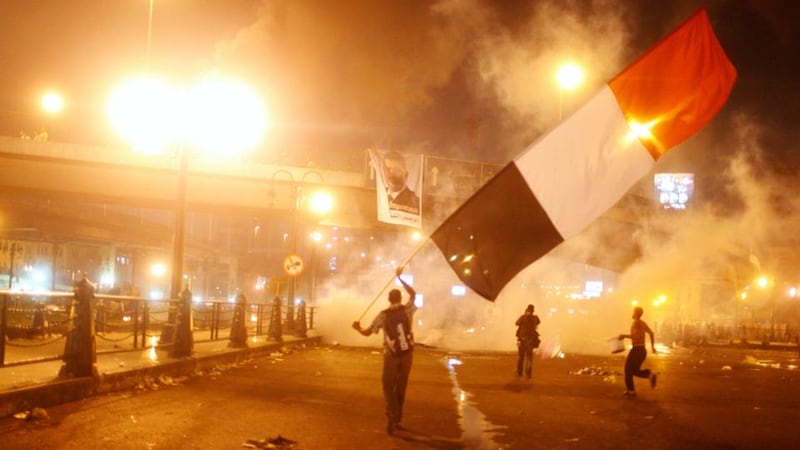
0,336,322,419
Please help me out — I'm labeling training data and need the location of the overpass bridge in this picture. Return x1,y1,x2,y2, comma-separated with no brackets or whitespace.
0,135,651,298
0,136,377,230
0,136,508,295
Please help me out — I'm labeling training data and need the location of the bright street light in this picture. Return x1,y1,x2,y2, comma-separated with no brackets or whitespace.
556,62,584,120
308,191,334,215
108,75,269,155
151,262,167,278
556,63,583,90
107,76,177,153
182,76,269,156
41,92,64,114
108,74,268,299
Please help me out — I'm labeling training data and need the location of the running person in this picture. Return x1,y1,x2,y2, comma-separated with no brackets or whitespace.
618,306,658,396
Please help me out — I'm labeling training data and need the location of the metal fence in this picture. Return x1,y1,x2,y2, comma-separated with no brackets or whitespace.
0,290,315,367
656,321,800,349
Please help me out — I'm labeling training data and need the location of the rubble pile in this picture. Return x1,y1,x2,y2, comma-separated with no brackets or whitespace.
135,374,188,392
13,407,50,422
569,366,621,377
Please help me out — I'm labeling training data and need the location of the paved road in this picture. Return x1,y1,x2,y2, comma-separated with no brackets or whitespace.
1,344,798,449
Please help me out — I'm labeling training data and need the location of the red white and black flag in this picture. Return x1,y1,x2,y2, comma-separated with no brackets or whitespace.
431,8,737,301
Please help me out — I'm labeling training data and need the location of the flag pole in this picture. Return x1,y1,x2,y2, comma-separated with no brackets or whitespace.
356,237,429,323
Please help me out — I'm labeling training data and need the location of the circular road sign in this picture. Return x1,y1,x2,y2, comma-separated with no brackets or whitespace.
283,254,304,277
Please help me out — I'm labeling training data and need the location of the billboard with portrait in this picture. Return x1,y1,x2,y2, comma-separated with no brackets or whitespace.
369,149,423,228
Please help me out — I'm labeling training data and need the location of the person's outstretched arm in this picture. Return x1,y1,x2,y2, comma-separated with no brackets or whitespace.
395,266,416,304
352,320,372,336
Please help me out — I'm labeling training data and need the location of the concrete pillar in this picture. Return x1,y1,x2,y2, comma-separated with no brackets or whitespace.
296,299,307,338
229,293,249,348
169,287,194,358
59,276,98,378
268,295,283,342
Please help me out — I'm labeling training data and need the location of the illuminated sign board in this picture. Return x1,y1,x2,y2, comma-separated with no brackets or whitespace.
451,284,467,296
654,173,694,210
584,280,603,298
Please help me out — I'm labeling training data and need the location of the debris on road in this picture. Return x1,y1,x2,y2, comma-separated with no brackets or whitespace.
569,365,620,384
13,407,49,422
242,435,297,449
136,376,160,391
157,375,187,386
136,374,188,391
569,366,620,377
744,356,782,369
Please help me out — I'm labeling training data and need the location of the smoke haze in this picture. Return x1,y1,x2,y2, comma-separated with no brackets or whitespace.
210,1,800,355
212,0,637,161
314,111,800,356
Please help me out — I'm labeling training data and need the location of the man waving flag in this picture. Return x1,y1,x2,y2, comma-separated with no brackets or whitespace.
431,8,737,301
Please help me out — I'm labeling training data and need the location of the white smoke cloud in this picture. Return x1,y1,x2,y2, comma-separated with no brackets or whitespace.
472,0,629,119
207,2,798,355
314,112,798,357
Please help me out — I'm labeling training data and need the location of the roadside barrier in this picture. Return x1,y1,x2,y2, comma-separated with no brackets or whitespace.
0,286,316,369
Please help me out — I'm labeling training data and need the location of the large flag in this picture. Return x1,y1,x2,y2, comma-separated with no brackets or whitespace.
431,8,737,301
369,149,424,228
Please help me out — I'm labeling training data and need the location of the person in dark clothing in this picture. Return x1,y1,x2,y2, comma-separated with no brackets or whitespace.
31,302,47,337
352,265,417,435
515,304,541,379
618,306,658,396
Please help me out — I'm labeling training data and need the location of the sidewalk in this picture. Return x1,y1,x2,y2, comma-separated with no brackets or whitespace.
0,332,322,418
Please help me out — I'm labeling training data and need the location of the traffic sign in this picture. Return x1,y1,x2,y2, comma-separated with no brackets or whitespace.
283,254,304,277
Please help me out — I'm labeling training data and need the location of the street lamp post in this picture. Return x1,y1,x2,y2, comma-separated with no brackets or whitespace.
770,288,776,342
756,275,776,342
736,291,746,338
309,231,323,306
109,75,267,353
171,148,188,299
109,75,268,301
147,0,154,66
287,188,300,330
2,242,20,289
286,183,333,331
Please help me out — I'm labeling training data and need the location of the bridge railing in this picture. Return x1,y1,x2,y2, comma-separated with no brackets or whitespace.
0,290,314,368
